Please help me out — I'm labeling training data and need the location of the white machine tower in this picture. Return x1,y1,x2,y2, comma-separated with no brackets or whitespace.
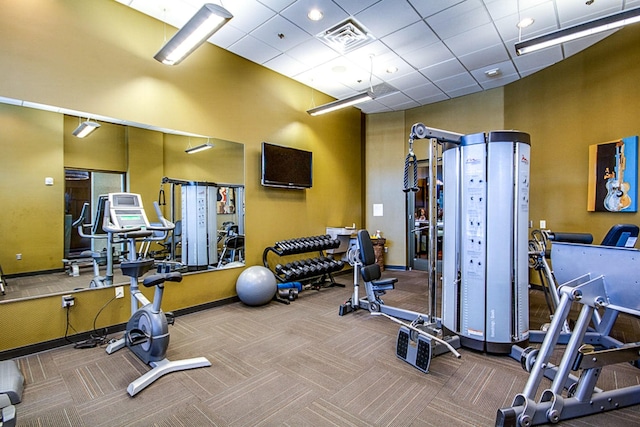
441,131,531,353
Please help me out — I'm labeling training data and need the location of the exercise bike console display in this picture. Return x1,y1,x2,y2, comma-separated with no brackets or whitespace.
108,193,151,230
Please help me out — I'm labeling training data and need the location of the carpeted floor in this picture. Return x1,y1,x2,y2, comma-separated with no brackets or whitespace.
9,269,640,426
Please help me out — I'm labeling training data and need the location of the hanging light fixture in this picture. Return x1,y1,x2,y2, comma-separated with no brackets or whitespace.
72,119,101,138
154,3,233,65
515,6,640,55
306,91,375,116
307,54,376,116
185,138,214,154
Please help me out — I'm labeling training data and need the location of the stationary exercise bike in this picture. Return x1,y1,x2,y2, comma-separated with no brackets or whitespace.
103,193,210,396
74,195,117,288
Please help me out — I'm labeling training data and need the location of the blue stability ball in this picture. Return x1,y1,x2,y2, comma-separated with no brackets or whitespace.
236,266,277,306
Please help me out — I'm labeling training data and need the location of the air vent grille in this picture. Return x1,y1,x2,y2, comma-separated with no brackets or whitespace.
318,18,375,53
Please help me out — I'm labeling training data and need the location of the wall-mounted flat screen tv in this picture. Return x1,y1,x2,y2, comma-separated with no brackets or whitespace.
261,142,312,189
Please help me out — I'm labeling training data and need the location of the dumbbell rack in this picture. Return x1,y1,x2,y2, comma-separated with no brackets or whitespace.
263,235,345,303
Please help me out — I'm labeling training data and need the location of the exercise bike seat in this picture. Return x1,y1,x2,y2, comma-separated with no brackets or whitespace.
142,271,183,288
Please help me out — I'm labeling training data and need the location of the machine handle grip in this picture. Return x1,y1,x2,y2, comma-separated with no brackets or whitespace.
147,201,175,232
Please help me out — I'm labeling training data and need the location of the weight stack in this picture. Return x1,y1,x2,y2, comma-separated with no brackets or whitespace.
441,131,531,353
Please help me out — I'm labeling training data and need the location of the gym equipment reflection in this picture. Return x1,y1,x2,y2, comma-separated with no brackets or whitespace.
0,99,246,301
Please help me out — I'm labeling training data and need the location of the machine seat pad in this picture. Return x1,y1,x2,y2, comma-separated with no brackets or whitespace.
142,271,183,287
371,278,396,291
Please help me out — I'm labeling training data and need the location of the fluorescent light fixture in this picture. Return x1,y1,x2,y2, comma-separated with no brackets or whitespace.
154,3,233,65
307,91,374,116
515,6,640,55
185,141,214,154
72,120,100,138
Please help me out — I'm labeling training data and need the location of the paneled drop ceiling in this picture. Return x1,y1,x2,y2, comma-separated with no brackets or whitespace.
117,0,640,114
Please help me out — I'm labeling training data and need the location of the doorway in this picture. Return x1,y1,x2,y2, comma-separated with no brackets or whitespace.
64,169,125,259
407,160,443,271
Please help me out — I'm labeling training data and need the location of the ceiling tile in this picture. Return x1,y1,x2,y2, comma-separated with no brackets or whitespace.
354,0,422,39
457,43,510,71
225,0,277,33
263,53,309,77
286,38,341,67
402,42,456,70
470,60,519,87
345,41,397,69
403,82,446,101
332,0,381,15
376,91,418,108
446,84,483,99
280,0,350,35
358,100,394,114
251,14,313,52
433,72,480,93
493,2,558,43
484,0,551,21
409,0,466,19
227,35,282,64
379,21,440,56
372,56,415,80
256,0,296,13
209,24,247,49
420,59,466,82
387,72,434,91
557,0,622,27
426,0,492,40
444,23,503,57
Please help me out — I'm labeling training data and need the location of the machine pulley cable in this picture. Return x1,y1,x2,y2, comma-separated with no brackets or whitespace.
403,137,419,193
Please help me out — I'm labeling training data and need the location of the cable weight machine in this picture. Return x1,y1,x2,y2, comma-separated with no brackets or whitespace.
399,124,531,371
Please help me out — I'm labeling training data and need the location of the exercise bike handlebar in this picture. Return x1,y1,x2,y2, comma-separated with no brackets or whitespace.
74,202,107,240
101,200,175,240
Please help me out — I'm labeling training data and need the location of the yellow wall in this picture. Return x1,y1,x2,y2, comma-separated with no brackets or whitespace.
0,0,362,353
0,105,64,273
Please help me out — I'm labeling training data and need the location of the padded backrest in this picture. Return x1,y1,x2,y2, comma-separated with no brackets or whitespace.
357,229,376,266
225,235,244,250
360,263,381,283
92,195,109,235
548,232,593,244
600,224,639,247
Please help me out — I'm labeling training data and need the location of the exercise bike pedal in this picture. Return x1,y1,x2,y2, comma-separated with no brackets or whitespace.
126,329,150,346
165,311,175,325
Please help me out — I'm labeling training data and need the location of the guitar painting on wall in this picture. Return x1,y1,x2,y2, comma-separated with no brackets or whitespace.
588,136,638,212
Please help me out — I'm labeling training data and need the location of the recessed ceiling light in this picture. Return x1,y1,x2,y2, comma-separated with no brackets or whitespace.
517,17,535,29
308,9,323,21
485,68,501,77
386,66,398,74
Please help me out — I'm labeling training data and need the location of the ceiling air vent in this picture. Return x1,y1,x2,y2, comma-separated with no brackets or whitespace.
317,18,375,53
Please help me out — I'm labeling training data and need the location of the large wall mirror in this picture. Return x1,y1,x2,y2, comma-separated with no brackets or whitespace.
0,99,245,302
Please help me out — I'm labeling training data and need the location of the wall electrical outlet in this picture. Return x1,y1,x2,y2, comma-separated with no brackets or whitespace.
115,286,124,299
16,254,21,260
62,295,75,308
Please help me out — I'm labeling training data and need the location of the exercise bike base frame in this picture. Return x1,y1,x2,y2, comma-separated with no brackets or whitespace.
127,357,211,397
